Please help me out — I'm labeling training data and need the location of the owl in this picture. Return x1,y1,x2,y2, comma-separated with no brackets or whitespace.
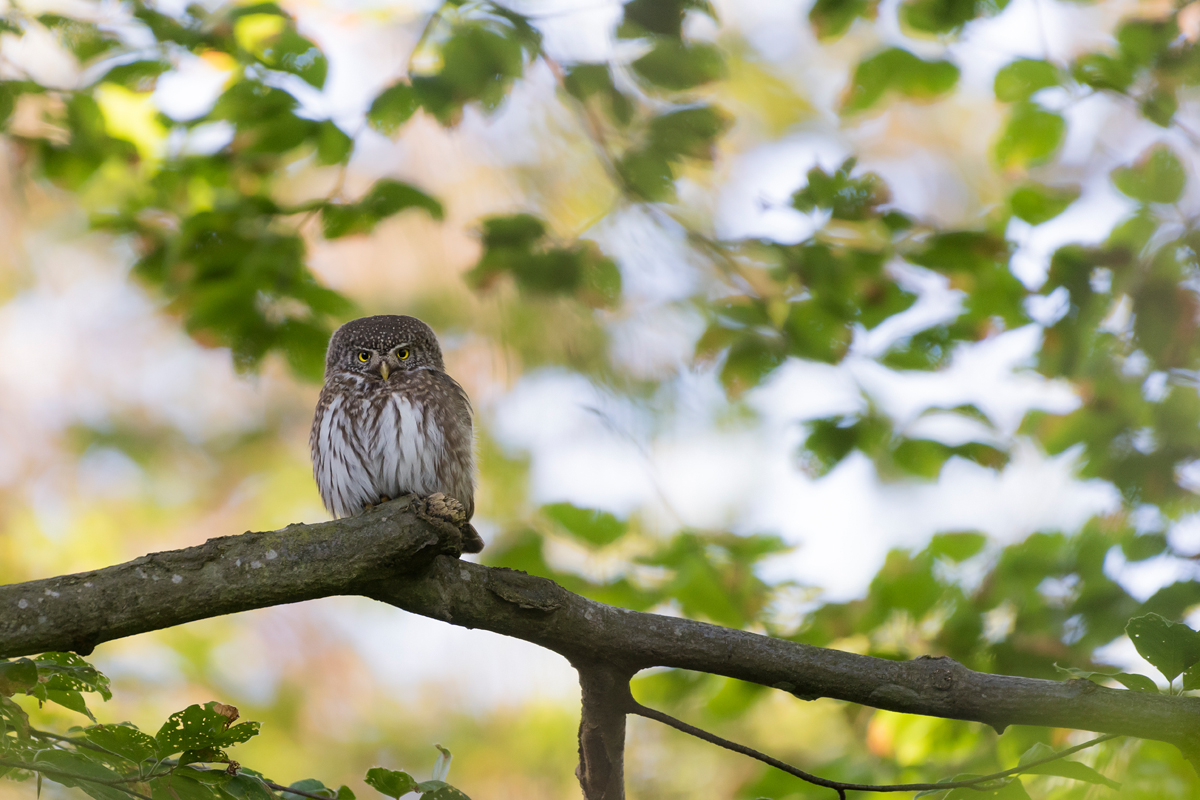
310,315,483,553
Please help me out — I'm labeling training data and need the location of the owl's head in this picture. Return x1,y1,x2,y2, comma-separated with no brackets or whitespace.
325,315,445,381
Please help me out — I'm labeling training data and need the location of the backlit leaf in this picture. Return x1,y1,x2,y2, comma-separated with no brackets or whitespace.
1111,145,1186,204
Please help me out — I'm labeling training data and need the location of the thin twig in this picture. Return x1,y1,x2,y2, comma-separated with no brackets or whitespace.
262,779,346,800
0,758,154,800
629,700,1121,796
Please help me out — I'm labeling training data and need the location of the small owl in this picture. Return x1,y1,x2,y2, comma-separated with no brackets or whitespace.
310,315,483,553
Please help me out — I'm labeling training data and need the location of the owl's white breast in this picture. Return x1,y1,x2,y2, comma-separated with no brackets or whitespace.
368,393,445,501
313,392,376,518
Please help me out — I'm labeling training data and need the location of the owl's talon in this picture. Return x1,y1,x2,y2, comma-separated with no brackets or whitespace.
412,493,483,553
417,492,466,526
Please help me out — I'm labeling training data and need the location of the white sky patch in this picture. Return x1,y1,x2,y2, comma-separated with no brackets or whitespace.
847,325,1079,433
0,23,79,87
0,236,267,495
531,0,623,63
591,206,703,303
1007,181,1136,288
492,341,1111,600
1104,549,1200,603
754,443,1120,598
750,359,866,423
607,305,706,380
154,53,232,121
715,135,847,244
851,262,964,359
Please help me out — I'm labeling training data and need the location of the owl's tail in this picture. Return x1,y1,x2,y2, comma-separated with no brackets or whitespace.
462,523,485,554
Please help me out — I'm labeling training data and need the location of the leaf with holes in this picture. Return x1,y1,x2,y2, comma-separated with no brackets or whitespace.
1126,614,1200,682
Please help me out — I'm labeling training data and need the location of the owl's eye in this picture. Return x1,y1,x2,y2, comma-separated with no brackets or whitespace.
397,348,410,360
356,351,371,363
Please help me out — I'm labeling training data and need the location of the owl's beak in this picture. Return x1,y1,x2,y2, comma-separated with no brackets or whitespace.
379,362,390,381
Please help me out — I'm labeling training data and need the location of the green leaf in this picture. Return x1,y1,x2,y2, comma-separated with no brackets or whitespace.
31,750,129,800
1111,144,1186,204
0,659,39,696
563,64,634,126
993,102,1064,168
993,59,1059,102
411,21,530,124
1182,660,1200,691
418,783,470,800
362,179,444,220
154,703,260,758
322,180,443,238
469,215,620,306
33,653,111,700
791,157,890,220
1126,613,1200,682
926,531,986,562
223,773,277,800
843,47,959,113
809,0,873,38
618,0,716,38
314,120,352,165
1140,86,1177,127
430,745,451,782
1054,662,1161,692
84,723,158,764
646,106,730,161
1010,183,1079,224
368,82,419,135
1072,53,1133,92
543,503,628,546
45,689,95,721
946,776,1030,799
1118,19,1175,67
618,105,730,201
258,29,328,89
98,59,171,90
481,214,545,248
152,768,223,800
1016,742,1121,788
632,40,724,91
0,81,16,127
902,0,1000,34
39,14,120,61
364,767,418,798
284,779,337,800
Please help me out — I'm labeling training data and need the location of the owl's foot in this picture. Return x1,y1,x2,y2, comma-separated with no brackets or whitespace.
361,495,392,513
413,493,484,554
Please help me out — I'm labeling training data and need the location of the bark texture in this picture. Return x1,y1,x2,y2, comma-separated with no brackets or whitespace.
3,501,1200,797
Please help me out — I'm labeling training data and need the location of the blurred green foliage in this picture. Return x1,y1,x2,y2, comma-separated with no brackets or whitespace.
4,0,1200,795
0,657,473,800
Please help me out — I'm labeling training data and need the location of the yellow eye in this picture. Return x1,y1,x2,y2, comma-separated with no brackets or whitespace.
398,348,410,360
357,351,371,363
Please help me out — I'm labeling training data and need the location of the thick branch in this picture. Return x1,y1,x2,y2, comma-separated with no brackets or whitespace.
574,663,633,800
3,505,1200,756
0,498,464,656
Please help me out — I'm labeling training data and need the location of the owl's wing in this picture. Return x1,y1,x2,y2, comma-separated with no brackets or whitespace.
310,383,376,518
429,371,476,520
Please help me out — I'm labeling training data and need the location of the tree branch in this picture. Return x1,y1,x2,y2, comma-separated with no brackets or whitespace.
3,504,1200,768
574,663,633,800
629,701,1120,796
0,497,465,657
